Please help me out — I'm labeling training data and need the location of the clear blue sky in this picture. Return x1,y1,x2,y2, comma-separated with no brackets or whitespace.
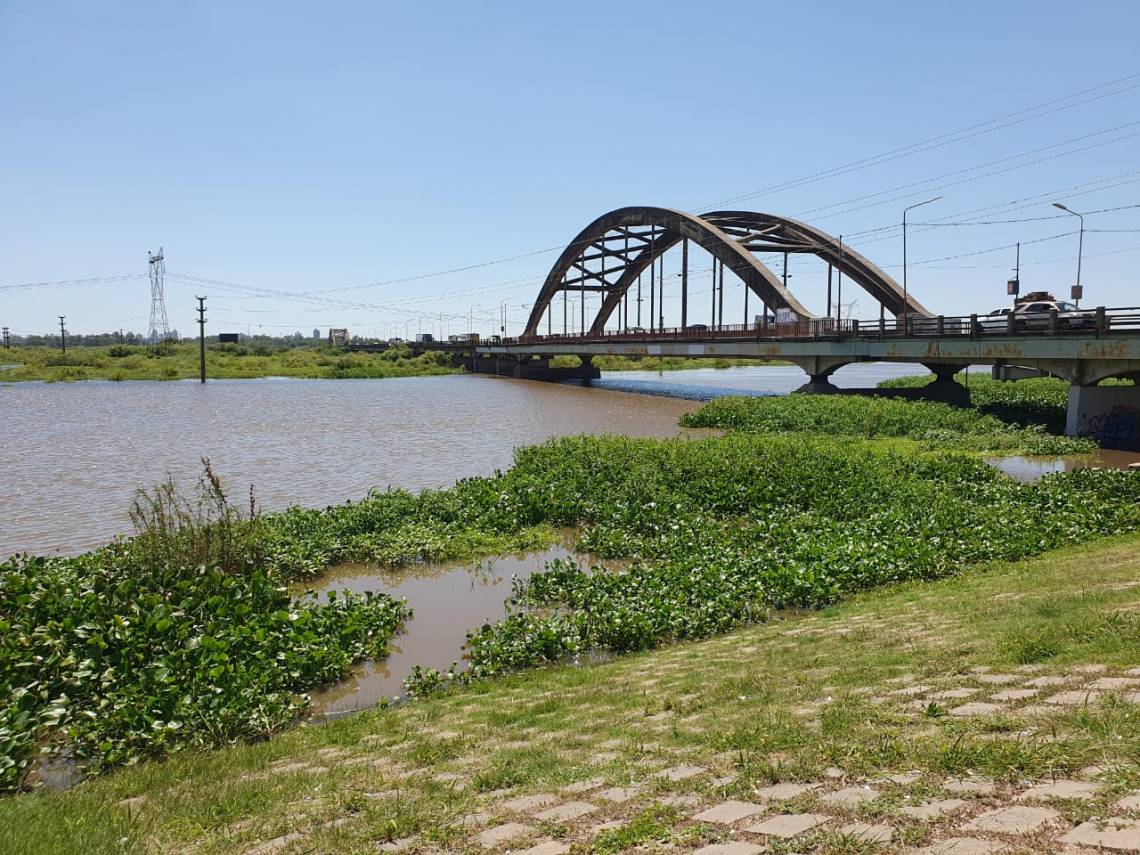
2,1,1138,338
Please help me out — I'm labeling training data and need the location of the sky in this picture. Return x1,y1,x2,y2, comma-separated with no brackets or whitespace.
2,0,1139,339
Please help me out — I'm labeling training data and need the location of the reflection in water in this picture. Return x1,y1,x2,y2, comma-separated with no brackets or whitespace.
984,449,1140,482
306,545,580,716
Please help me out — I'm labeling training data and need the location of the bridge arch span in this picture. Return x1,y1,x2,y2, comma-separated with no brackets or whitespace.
522,205,932,337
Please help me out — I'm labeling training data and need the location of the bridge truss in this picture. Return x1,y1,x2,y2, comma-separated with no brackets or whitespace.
522,206,932,338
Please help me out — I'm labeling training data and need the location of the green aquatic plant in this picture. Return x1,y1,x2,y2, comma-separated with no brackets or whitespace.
679,393,1097,454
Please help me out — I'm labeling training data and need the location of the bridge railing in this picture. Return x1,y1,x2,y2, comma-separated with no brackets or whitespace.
502,305,1140,346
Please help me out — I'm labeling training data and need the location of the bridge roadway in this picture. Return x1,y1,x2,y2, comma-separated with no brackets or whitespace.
429,310,1140,448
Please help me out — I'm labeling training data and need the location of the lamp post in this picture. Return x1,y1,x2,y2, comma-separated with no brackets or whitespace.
902,196,942,327
1052,202,1085,305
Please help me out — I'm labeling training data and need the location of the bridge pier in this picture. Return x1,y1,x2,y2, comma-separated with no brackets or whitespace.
1066,383,1140,450
791,356,848,394
913,363,971,405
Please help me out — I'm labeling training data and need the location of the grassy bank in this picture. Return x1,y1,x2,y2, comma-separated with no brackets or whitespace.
2,535,1137,854
0,343,458,382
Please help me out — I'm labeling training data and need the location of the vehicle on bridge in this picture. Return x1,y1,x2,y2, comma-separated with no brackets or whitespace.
979,292,1096,332
415,333,434,344
1012,296,1096,331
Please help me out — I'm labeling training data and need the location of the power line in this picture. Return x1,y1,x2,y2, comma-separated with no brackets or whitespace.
701,72,1140,209
0,274,144,293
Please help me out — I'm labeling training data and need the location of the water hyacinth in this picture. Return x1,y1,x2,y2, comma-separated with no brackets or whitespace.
422,435,1139,691
679,392,1097,454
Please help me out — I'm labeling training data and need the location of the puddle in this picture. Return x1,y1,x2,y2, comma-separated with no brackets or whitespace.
985,449,1140,482
305,544,585,716
24,748,85,790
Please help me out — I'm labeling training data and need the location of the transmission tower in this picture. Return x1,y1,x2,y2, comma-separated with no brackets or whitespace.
147,247,170,345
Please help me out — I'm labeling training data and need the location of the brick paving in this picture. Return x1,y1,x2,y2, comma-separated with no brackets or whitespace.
235,662,1140,853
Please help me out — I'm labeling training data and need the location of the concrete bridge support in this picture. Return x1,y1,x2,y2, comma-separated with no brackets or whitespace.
1066,383,1140,450
790,356,850,393
789,358,970,404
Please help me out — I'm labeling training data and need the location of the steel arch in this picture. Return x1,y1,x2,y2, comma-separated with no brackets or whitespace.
522,206,930,337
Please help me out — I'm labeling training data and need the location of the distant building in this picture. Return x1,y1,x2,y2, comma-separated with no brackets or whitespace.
328,328,349,347
312,328,321,340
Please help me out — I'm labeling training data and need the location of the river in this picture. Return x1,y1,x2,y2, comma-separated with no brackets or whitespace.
1,363,935,558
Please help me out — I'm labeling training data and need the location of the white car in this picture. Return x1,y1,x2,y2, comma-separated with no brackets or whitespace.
981,301,1095,332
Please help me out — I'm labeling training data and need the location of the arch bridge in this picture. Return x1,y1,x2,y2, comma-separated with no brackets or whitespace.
433,206,1140,448
521,205,928,338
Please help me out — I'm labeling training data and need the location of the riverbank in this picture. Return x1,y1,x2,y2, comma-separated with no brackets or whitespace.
0,343,458,382
3,396,1138,794
3,535,1138,854
0,344,792,383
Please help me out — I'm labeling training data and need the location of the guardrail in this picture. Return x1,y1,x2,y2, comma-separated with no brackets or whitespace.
496,305,1140,347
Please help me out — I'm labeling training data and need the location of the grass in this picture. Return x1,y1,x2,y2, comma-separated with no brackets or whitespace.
1,534,1137,853
0,343,459,382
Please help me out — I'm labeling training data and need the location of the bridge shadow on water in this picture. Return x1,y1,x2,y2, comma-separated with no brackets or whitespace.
570,376,778,402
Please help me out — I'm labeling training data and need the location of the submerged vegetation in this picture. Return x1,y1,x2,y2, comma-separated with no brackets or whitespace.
2,378,1136,794
0,342,457,382
679,392,1097,454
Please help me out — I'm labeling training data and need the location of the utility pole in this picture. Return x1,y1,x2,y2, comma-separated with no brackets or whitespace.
1052,202,1085,305
717,259,725,329
680,238,688,329
195,296,207,383
58,316,66,353
836,237,843,326
902,196,942,327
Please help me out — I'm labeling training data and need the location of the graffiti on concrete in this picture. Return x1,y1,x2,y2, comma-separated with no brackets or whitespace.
1079,403,1140,446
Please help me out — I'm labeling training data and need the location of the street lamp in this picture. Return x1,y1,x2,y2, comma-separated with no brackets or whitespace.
1052,202,1085,305
902,196,942,327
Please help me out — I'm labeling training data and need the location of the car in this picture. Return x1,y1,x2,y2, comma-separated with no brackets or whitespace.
628,326,648,334
1011,299,1095,331
685,323,709,333
977,307,1014,332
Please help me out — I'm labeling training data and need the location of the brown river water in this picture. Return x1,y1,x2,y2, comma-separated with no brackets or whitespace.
0,363,932,558
5,363,1138,719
